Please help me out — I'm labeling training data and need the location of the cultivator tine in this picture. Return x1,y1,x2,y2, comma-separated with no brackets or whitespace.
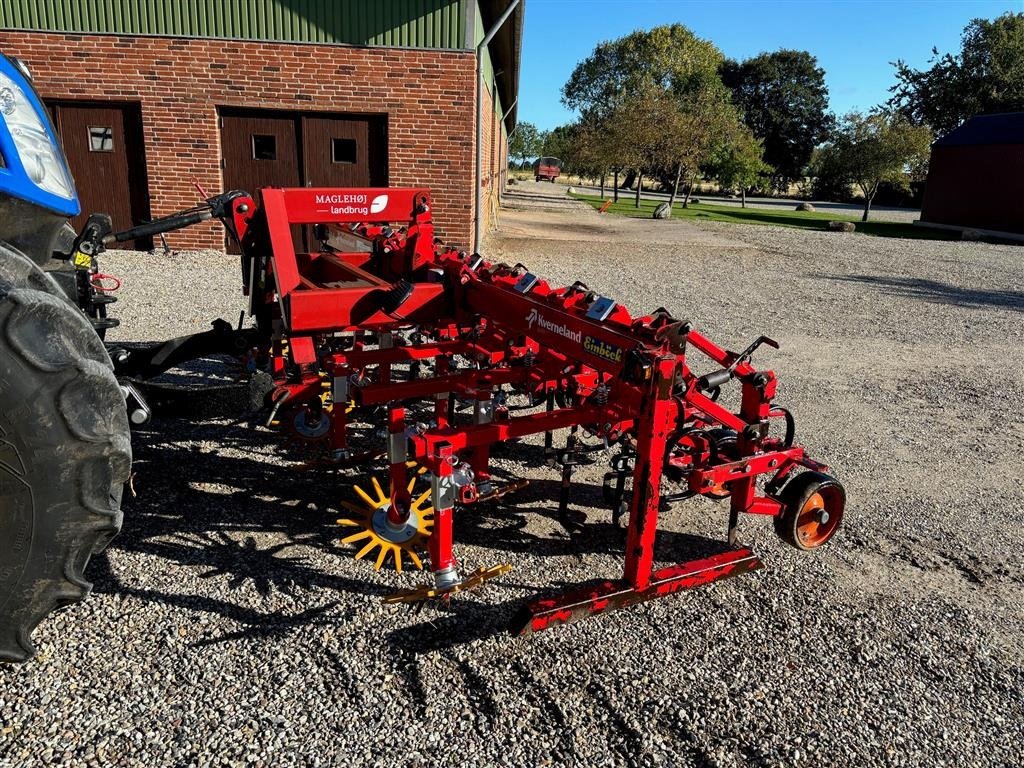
383,564,513,606
340,529,372,545
353,540,377,561
354,483,379,508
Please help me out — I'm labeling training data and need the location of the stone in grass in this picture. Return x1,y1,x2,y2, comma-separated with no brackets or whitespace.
796,202,816,212
653,202,672,219
827,220,856,233
567,186,576,194
689,198,701,204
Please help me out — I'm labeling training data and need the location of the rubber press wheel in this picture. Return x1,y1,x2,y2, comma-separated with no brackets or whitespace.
773,471,845,551
0,242,131,662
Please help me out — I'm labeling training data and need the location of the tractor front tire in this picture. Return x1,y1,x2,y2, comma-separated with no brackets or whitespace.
0,243,131,662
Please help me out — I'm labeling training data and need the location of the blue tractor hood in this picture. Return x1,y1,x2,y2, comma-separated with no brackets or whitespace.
0,52,81,265
0,53,80,218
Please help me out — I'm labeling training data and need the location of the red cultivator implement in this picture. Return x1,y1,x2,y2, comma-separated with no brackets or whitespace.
117,186,847,634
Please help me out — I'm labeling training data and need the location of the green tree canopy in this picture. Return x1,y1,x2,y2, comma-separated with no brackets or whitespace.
598,84,743,209
721,50,834,189
709,128,772,207
889,12,1024,136
541,124,573,164
509,121,543,166
816,112,932,221
561,24,727,120
562,24,745,208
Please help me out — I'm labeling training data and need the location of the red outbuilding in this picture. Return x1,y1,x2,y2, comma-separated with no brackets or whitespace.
918,112,1024,238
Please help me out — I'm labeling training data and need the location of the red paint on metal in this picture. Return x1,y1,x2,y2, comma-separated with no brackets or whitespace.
214,182,839,629
513,549,763,635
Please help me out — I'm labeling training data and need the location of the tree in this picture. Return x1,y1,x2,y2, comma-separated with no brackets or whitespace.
563,24,746,209
598,82,745,211
562,24,725,121
549,121,606,189
509,121,543,166
561,23,729,195
668,89,745,208
541,125,573,166
817,112,932,221
806,146,854,203
889,12,1024,136
721,50,834,190
710,128,771,207
601,98,650,207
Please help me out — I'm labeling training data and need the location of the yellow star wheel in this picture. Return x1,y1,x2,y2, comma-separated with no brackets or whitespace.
337,475,433,572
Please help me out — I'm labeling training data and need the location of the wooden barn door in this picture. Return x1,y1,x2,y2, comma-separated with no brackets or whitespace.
220,112,303,194
51,102,150,249
300,115,387,188
219,109,387,252
220,111,302,252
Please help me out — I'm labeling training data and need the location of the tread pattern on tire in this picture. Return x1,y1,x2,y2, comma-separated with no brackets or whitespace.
0,243,131,662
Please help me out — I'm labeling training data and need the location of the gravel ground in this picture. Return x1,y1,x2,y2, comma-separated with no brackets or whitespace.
2,192,1023,767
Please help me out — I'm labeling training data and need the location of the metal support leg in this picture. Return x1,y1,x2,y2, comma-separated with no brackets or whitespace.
429,442,458,586
543,390,556,455
329,371,350,459
469,390,493,480
434,355,449,429
623,357,678,591
727,477,755,546
386,405,410,525
557,427,584,533
378,331,394,385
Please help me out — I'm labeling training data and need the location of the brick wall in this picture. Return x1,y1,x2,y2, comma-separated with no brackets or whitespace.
479,78,507,233
2,32,484,250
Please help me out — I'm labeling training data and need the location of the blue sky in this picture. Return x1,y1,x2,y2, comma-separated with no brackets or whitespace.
517,0,1024,130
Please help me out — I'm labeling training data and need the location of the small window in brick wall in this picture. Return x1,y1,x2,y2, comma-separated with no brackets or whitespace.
88,126,113,152
252,134,276,161
332,137,357,164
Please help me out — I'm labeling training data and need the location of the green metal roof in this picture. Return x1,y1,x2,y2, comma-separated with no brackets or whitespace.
0,0,466,48
0,0,524,129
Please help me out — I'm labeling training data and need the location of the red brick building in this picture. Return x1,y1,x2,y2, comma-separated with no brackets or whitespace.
0,0,522,251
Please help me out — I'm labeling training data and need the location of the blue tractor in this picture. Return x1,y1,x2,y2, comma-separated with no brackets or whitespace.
0,53,132,661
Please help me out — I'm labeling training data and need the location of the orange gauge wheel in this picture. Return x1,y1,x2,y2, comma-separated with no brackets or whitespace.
774,471,846,551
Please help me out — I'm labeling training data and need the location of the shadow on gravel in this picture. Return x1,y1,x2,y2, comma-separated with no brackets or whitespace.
818,274,1024,312
90,382,737,649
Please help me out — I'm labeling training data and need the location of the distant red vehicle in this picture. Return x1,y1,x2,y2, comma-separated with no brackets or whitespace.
533,156,561,182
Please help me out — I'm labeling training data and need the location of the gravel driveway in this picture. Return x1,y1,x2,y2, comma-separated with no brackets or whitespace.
3,197,1022,767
